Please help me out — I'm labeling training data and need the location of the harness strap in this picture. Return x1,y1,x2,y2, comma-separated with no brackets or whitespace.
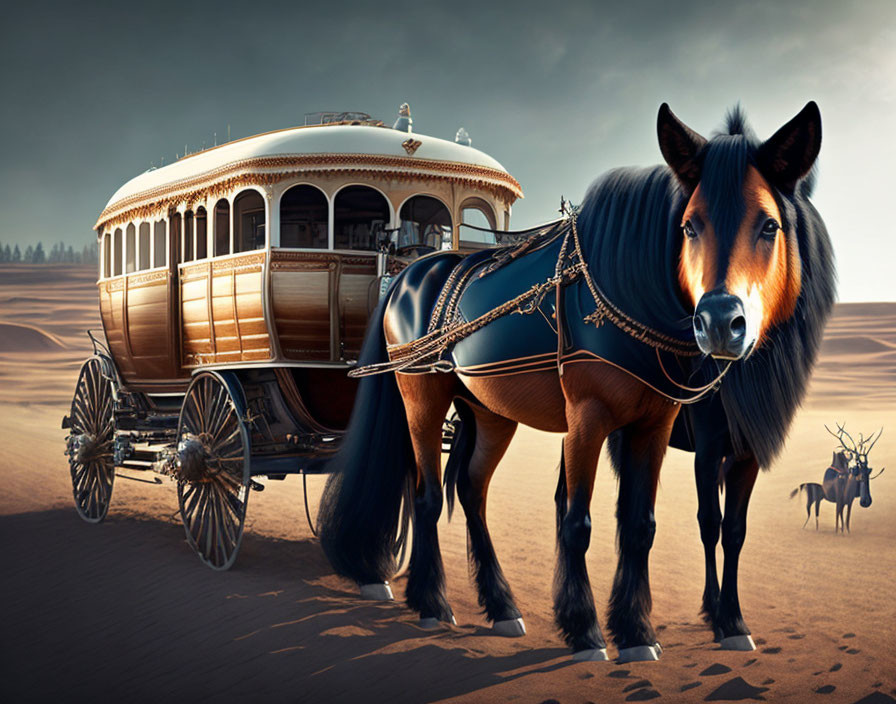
351,213,711,402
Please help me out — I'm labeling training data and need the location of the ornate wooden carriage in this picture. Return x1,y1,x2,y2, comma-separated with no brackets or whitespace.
63,108,522,569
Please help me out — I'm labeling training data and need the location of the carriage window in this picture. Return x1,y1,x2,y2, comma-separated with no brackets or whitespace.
333,186,390,251
398,196,452,251
170,213,181,264
102,233,111,278
280,185,328,248
154,220,166,267
125,223,137,273
183,210,194,262
138,222,151,270
459,198,497,245
233,190,266,252
214,199,230,256
113,228,122,276
196,207,208,260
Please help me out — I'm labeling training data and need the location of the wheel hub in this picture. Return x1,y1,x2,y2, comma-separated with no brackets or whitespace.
176,434,214,483
67,433,102,465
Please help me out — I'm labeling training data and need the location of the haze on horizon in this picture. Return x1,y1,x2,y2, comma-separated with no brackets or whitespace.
0,0,893,302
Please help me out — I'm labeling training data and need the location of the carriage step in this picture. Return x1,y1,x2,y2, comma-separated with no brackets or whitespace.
61,415,71,429
250,480,265,492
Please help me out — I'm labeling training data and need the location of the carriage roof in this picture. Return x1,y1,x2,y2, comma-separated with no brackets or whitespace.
97,121,523,231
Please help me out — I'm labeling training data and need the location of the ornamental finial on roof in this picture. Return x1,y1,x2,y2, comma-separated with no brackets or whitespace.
455,127,471,146
393,103,413,133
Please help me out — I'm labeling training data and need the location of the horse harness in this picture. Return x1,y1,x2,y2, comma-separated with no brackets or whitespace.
351,213,731,405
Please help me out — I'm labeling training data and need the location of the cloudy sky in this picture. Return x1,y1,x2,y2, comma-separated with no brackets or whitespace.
1,0,893,300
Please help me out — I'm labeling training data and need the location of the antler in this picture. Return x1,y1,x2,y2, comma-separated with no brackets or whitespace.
825,423,856,455
837,423,859,454
862,427,883,455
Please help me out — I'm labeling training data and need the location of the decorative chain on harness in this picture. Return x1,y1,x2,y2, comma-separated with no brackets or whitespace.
350,212,709,385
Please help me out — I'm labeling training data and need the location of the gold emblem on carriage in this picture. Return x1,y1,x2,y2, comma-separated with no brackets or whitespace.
402,138,422,155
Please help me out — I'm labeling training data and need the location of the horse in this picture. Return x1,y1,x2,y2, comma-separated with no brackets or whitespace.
792,428,884,532
791,451,853,530
317,102,836,663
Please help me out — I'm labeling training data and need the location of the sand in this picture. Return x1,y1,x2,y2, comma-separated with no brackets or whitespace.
1,263,894,703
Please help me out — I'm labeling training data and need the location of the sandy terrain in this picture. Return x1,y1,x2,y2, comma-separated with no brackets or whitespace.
1,263,894,704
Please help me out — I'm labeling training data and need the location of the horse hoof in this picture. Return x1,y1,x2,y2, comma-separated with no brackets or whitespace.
418,614,456,630
492,617,526,637
720,634,756,651
359,583,393,601
572,647,609,661
617,644,660,663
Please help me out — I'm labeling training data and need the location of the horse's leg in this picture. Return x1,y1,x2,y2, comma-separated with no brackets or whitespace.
554,409,608,660
845,500,852,533
395,372,457,627
716,455,760,650
802,489,811,529
451,398,523,635
815,497,821,530
607,416,676,662
694,447,724,636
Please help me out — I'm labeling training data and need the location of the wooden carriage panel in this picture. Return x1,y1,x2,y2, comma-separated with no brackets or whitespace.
98,278,136,378
180,252,270,368
270,251,377,363
337,256,378,361
270,252,335,361
124,270,178,379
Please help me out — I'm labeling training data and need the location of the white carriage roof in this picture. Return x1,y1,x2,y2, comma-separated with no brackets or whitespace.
97,124,522,229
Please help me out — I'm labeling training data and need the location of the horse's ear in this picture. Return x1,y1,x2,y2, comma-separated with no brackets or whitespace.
657,103,707,194
757,101,822,193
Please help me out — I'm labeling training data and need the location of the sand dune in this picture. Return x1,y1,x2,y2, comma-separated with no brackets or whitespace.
1,264,894,703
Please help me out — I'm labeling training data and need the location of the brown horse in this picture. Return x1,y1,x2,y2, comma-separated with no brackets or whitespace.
318,102,835,662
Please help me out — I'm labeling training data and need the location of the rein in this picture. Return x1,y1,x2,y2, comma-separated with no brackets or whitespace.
350,213,729,404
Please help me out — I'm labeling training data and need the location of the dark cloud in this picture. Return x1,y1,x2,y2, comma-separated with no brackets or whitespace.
1,0,893,299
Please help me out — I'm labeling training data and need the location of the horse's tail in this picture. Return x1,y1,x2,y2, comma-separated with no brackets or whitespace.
317,296,415,585
443,399,477,521
789,485,802,500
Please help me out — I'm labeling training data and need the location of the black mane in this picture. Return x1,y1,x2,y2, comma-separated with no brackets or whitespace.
580,108,836,468
577,166,691,339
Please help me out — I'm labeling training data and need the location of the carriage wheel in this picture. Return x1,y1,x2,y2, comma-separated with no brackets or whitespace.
67,357,116,523
175,372,251,570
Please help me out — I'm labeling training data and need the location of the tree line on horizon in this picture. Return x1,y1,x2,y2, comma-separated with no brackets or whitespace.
0,240,98,265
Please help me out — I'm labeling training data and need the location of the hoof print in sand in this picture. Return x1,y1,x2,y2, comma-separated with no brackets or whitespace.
830,664,842,672
626,690,661,701
850,694,896,704
681,682,702,692
623,680,653,692
762,679,775,685
704,677,769,701
608,670,631,679
846,648,861,655
815,685,836,694
842,632,856,638
761,646,781,654
700,663,732,676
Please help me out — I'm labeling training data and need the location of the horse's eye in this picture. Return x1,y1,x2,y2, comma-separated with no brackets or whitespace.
683,220,697,239
759,218,779,241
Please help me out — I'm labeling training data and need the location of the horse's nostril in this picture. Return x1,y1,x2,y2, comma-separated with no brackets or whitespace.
694,316,705,333
730,315,746,337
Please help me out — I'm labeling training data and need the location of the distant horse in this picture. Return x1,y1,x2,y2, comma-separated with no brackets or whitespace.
318,102,835,662
791,451,853,530
791,428,884,532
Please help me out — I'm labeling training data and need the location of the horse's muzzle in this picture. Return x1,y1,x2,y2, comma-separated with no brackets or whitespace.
693,292,750,360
